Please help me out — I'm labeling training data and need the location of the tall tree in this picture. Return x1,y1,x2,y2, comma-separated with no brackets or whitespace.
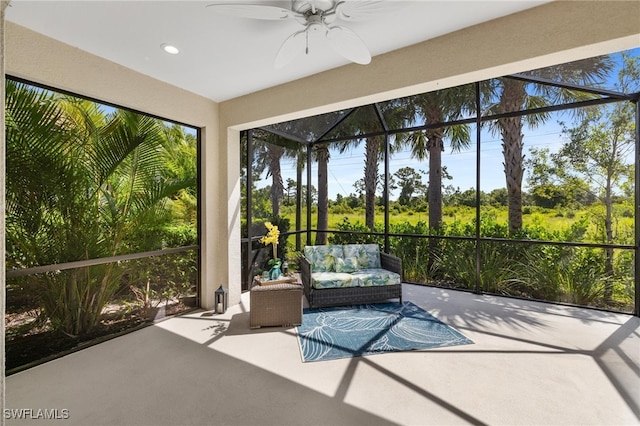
266,142,285,217
315,143,330,245
554,54,639,301
333,102,412,230
397,85,474,231
362,134,385,229
526,146,592,209
295,148,306,250
252,132,286,217
393,166,427,206
486,56,613,235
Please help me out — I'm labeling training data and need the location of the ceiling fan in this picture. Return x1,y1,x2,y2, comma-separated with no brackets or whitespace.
206,0,395,68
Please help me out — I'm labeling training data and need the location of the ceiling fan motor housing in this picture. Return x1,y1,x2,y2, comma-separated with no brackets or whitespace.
307,15,325,33
292,0,336,14
206,0,371,67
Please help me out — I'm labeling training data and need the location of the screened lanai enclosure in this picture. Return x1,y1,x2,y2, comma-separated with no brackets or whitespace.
5,79,200,372
242,48,640,317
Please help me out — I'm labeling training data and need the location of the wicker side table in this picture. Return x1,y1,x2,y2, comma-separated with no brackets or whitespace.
250,278,303,329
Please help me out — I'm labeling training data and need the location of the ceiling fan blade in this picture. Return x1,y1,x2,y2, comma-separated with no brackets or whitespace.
274,30,307,69
206,3,296,20
326,26,371,65
334,0,402,22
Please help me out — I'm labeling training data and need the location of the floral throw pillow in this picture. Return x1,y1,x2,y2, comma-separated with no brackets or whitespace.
322,254,336,272
343,244,381,269
335,256,359,273
304,245,344,272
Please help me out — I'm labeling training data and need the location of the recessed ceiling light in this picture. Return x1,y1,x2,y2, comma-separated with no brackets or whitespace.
161,43,179,55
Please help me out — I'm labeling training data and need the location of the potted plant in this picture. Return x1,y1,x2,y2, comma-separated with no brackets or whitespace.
260,222,282,280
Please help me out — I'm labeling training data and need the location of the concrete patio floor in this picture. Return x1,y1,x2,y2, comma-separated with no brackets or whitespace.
6,284,640,425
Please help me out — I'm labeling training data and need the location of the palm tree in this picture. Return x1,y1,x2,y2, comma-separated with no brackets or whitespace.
335,102,412,230
315,143,330,245
266,142,285,217
252,129,306,219
362,134,385,229
295,146,306,250
252,131,286,217
398,85,474,231
6,81,195,336
486,56,613,235
160,124,199,227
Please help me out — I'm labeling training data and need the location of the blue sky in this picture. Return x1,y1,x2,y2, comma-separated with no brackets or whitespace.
257,47,639,201
259,111,567,200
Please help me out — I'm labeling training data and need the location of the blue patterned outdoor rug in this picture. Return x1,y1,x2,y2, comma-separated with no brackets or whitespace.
296,302,473,362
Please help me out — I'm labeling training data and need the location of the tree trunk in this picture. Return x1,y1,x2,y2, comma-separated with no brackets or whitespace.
426,130,444,272
364,136,381,230
427,133,444,231
268,146,284,217
295,155,303,251
604,172,614,302
498,79,526,235
316,145,329,245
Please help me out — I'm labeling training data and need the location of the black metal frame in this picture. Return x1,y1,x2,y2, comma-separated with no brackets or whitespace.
242,70,640,317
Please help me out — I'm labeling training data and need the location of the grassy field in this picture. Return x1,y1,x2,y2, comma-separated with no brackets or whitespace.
260,203,635,314
277,203,635,244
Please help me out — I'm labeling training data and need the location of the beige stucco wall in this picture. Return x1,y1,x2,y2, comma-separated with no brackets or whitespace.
3,1,640,310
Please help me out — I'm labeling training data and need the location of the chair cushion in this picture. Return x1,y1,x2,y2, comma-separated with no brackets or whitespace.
351,269,401,287
311,269,400,289
311,272,360,289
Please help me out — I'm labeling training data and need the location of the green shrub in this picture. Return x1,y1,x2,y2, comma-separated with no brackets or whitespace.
621,209,633,218
330,203,354,215
322,212,634,312
329,217,384,246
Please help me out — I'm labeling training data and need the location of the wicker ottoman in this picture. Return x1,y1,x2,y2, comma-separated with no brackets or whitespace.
250,280,303,329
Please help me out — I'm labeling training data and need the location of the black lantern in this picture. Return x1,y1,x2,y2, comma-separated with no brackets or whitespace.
214,285,228,314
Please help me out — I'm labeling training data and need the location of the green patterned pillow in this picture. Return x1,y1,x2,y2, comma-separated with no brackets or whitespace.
322,254,336,272
304,245,344,272
362,244,382,268
343,244,381,269
335,256,359,273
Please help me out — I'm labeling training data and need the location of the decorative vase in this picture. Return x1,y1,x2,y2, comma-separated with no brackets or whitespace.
269,265,282,280
269,260,282,280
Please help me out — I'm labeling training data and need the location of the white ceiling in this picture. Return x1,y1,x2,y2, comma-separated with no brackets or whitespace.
6,0,549,102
